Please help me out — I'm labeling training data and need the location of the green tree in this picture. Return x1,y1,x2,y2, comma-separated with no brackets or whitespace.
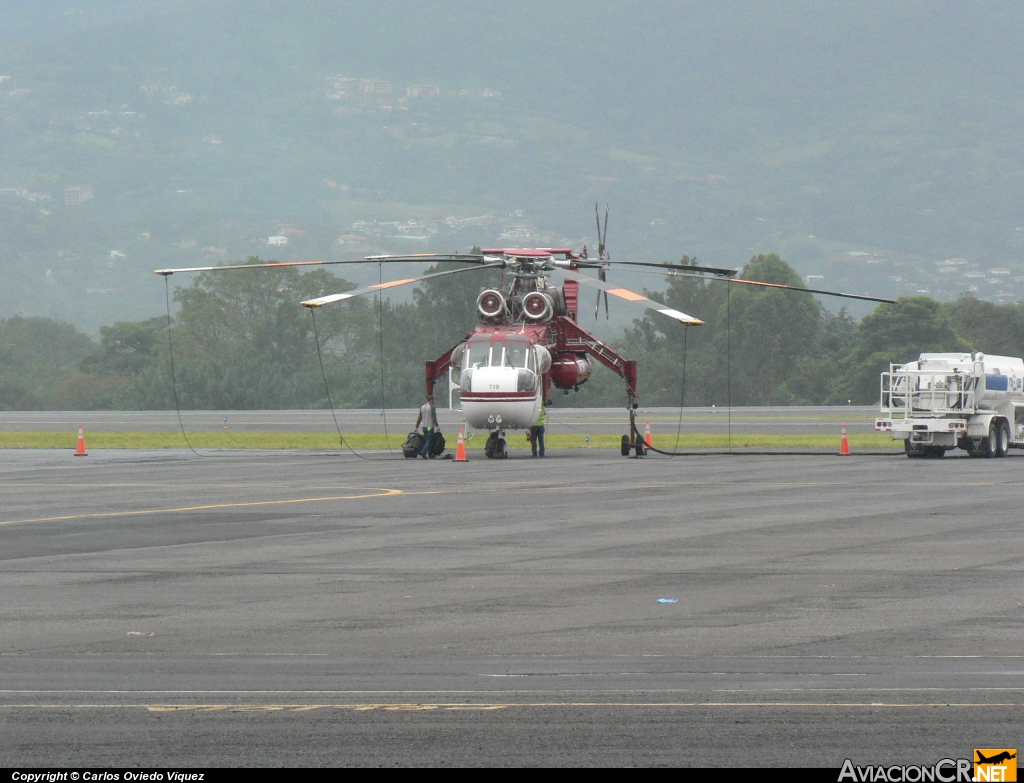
834,296,970,404
784,307,858,404
941,295,1024,357
81,317,167,376
0,316,96,410
617,260,723,407
720,254,822,405
168,259,377,409
620,253,830,407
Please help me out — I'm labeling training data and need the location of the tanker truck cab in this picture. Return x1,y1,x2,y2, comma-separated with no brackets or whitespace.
876,352,1024,458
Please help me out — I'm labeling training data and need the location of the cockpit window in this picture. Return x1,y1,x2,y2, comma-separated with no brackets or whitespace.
466,338,491,369
465,336,533,369
504,339,529,368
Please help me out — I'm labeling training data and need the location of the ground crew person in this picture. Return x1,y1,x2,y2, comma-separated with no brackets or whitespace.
414,394,439,458
530,404,546,457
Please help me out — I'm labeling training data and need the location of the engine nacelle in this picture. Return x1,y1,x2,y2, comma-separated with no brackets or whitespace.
522,291,555,321
477,289,506,319
550,354,593,390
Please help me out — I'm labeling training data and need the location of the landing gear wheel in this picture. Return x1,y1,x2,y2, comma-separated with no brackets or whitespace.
635,440,646,457
620,435,631,457
996,421,1010,457
484,432,507,459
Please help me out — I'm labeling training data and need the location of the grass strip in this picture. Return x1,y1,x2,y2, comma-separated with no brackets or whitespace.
0,431,903,450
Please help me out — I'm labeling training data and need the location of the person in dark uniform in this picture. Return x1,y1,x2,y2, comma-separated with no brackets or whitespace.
414,394,439,458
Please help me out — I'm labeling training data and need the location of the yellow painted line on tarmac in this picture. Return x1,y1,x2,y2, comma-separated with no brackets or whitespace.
0,488,423,526
1,701,1020,712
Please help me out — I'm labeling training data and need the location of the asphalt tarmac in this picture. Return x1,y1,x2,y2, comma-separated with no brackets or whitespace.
2,448,1021,766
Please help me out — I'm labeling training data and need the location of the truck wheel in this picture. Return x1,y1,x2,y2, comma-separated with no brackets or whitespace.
996,421,1010,457
976,424,997,458
904,440,924,458
925,447,946,459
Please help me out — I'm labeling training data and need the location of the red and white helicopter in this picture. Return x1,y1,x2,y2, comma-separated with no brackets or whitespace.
157,205,893,458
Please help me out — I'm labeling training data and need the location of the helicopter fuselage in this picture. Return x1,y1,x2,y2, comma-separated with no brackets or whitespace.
456,324,549,432
426,255,639,435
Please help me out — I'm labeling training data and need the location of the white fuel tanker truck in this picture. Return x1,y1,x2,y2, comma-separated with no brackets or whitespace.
876,352,1024,458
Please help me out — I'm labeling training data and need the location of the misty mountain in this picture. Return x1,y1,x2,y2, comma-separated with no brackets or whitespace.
2,1,1024,332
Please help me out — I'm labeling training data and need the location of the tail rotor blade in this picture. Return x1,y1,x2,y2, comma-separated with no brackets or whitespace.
602,203,609,260
598,266,609,318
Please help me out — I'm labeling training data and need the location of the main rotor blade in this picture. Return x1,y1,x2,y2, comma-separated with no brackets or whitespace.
558,268,704,325
301,262,502,308
663,271,897,304
364,254,488,264
595,202,603,257
154,254,488,276
606,260,738,277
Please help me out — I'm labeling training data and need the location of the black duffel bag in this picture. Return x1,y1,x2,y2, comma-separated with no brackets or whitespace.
402,431,424,458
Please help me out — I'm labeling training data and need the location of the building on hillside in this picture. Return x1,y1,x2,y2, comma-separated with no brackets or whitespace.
500,225,533,240
359,79,392,94
406,84,440,98
325,76,360,99
64,186,94,206
268,235,288,246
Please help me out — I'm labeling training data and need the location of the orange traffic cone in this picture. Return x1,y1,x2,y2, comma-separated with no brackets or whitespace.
644,420,653,448
839,423,850,456
455,427,468,462
75,423,88,457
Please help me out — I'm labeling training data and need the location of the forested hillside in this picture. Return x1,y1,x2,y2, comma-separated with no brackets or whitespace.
3,2,1024,334
5,256,1024,411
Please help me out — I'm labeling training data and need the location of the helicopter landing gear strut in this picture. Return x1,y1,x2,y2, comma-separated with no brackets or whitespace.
484,431,508,459
621,408,646,457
